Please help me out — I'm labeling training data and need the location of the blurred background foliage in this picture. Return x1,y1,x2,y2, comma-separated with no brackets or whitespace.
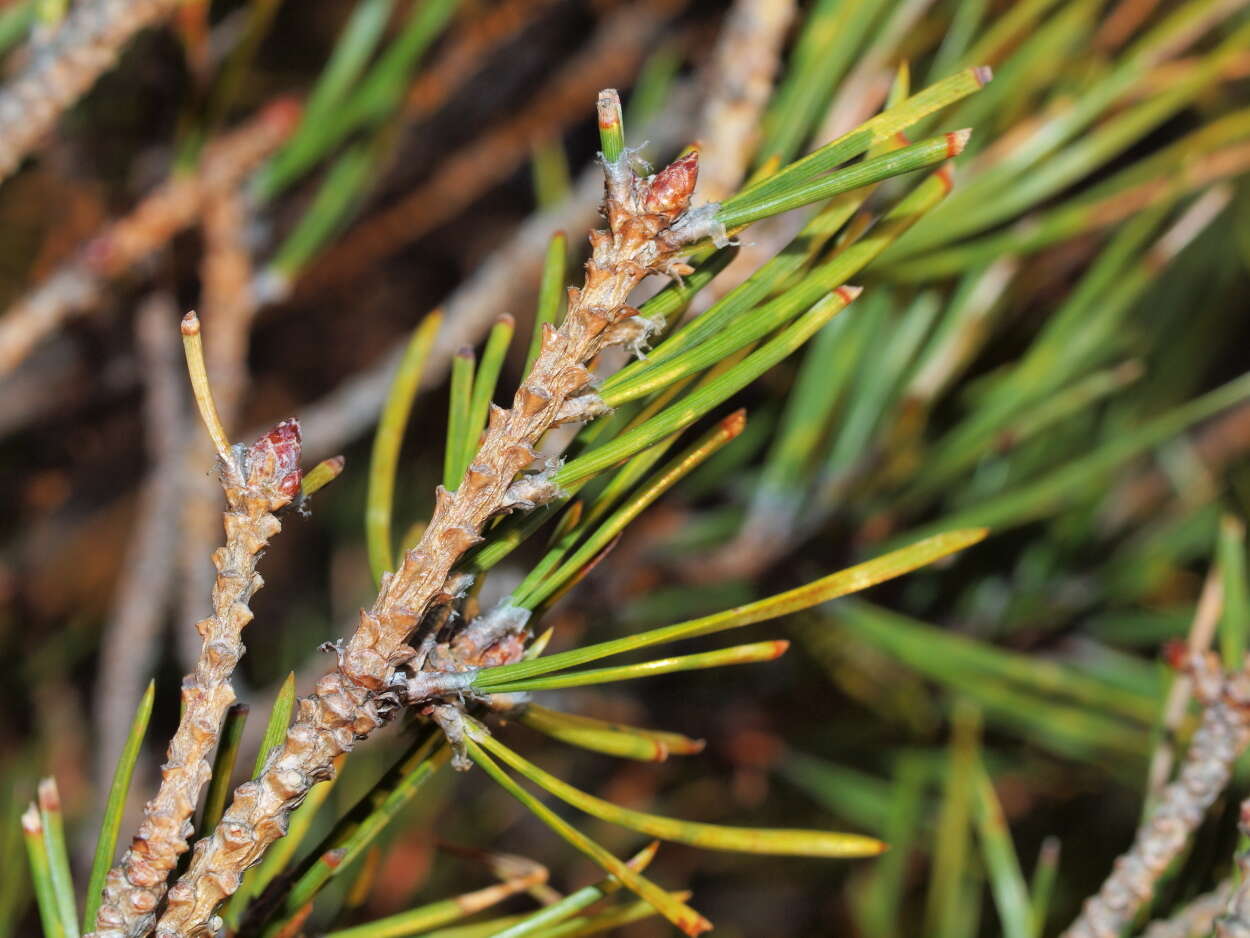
2,0,1250,935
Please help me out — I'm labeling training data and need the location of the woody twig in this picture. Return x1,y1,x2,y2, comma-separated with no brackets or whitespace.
1061,647,1250,938
151,90,711,938
88,313,305,938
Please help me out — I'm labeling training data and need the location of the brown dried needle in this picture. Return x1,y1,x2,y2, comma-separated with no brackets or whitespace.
154,92,709,938
88,313,304,938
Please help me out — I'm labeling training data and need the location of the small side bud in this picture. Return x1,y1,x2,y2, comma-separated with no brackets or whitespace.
248,418,303,499
1163,639,1189,671
645,147,700,218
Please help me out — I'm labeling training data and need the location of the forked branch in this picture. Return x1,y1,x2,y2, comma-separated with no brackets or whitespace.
151,90,712,938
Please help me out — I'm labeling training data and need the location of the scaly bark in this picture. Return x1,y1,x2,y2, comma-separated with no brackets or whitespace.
89,421,303,938
1139,880,1234,938
153,115,708,938
1216,800,1250,936
1061,648,1250,938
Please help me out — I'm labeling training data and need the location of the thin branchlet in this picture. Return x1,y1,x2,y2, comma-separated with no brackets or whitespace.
89,317,304,938
1216,803,1250,936
153,104,710,938
1138,880,1233,938
1062,649,1250,938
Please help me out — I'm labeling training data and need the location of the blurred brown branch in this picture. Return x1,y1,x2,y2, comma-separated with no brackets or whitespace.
0,0,182,183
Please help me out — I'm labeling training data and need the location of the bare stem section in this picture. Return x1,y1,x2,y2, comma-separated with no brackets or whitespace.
89,317,304,938
1061,649,1250,938
153,99,708,938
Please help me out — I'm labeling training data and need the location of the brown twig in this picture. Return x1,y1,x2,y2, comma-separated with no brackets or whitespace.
1060,649,1250,938
402,0,564,124
1139,879,1234,938
1103,400,1250,531
1145,566,1225,802
89,314,304,938
177,188,260,671
154,96,709,938
0,0,182,183
1216,806,1250,936
0,99,298,378
280,86,696,464
1095,0,1166,51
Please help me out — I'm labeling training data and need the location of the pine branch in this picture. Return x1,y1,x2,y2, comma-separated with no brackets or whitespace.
1140,880,1234,938
88,316,304,938
286,89,696,464
1060,648,1250,938
1216,800,1250,936
152,99,712,938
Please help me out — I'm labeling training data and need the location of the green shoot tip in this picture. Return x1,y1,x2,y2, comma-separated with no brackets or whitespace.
597,89,626,163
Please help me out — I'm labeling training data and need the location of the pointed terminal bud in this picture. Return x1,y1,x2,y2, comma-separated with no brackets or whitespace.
645,147,700,218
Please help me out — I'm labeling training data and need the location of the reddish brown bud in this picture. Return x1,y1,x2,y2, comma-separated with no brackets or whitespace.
644,148,699,217
260,95,303,136
249,418,303,497
1163,639,1189,671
